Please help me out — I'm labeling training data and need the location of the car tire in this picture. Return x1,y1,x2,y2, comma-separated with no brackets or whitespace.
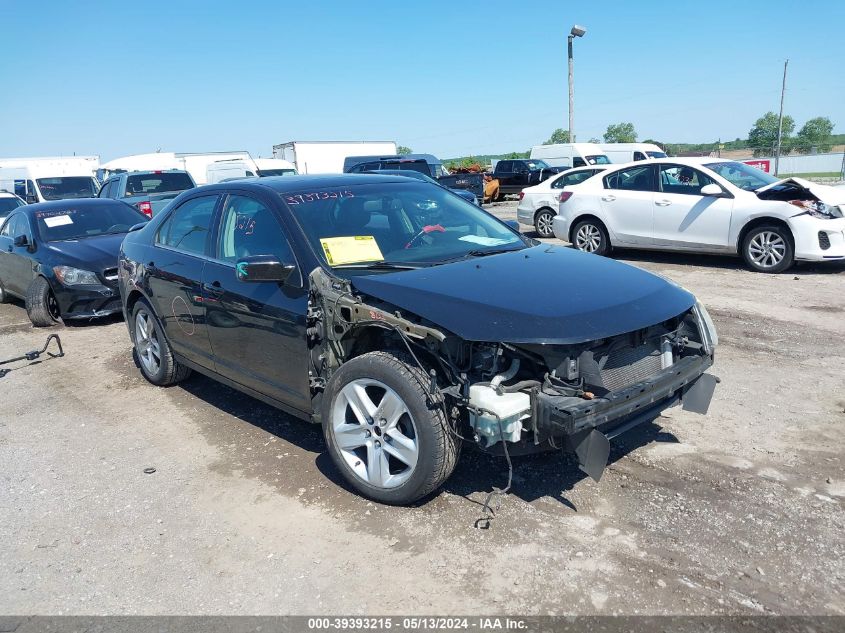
25,276,62,327
741,225,794,274
571,218,611,256
0,276,9,303
534,209,555,238
322,351,460,505
131,298,192,386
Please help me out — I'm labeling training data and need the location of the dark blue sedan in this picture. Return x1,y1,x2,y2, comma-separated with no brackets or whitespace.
118,174,718,505
0,198,147,326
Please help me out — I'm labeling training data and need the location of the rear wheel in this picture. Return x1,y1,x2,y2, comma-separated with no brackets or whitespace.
322,352,460,505
571,218,611,256
534,209,555,238
741,225,794,273
131,299,191,386
25,276,61,327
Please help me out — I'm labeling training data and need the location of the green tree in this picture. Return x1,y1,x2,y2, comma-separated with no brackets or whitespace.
543,129,570,145
795,117,835,154
396,145,413,155
603,122,637,143
588,137,601,144
748,112,795,157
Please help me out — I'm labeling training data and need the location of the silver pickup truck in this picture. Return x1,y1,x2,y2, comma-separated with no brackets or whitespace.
97,170,195,218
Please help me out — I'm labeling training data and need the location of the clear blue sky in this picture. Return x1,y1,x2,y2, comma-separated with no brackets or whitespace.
1,0,843,160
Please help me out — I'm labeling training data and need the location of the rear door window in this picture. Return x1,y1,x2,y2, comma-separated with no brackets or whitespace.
156,195,219,256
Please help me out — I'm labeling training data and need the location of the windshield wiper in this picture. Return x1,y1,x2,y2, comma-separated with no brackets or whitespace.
332,261,423,270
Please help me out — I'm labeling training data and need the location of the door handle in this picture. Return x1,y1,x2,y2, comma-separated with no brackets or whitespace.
601,195,616,202
655,199,672,206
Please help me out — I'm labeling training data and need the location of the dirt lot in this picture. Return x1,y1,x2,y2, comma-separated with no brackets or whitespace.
1,200,843,616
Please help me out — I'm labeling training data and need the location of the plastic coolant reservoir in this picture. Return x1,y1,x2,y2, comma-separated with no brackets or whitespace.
468,384,531,446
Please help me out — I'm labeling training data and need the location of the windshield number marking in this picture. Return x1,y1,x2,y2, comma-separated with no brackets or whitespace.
285,191,354,205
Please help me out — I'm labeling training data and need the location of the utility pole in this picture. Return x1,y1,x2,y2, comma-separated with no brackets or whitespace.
774,59,788,176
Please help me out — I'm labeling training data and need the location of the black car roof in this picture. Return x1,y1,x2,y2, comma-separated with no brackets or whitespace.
20,198,128,216
198,173,420,194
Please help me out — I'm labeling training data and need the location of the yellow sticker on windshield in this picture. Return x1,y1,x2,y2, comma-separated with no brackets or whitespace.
319,236,384,266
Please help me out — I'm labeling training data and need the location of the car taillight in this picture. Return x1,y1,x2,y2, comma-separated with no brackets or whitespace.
518,192,524,200
555,192,573,203
136,201,153,218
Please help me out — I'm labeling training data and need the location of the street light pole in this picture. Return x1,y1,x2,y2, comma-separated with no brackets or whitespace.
567,25,586,144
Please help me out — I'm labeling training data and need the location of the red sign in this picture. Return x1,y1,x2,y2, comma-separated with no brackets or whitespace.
743,159,771,173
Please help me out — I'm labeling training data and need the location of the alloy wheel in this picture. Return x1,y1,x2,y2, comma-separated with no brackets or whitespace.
575,223,602,252
330,378,419,489
135,310,162,376
748,231,786,269
536,211,554,237
46,292,61,320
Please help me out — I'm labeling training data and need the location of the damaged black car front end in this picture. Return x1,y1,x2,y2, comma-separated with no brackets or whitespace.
305,239,718,486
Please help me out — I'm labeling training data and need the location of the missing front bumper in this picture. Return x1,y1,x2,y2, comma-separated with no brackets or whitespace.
533,354,716,481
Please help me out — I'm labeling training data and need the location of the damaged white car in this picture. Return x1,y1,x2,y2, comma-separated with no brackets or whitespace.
551,158,845,273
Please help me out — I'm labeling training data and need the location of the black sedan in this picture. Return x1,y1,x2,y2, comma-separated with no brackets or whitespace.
0,198,147,326
119,174,718,505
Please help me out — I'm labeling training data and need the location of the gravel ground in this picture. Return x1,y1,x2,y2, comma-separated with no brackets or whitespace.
1,200,843,616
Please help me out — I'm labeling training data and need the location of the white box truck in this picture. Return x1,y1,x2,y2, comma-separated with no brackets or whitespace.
528,143,610,169
272,141,397,174
0,156,100,203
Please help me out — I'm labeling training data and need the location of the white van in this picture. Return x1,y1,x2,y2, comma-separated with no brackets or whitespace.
528,143,610,169
599,143,667,163
205,157,298,184
0,157,100,203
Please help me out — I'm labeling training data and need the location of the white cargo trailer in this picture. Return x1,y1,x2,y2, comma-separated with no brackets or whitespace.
272,141,397,174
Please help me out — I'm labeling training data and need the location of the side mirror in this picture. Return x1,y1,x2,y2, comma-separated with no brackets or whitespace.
128,222,148,233
235,255,295,283
700,183,724,197
13,235,29,248
26,194,38,204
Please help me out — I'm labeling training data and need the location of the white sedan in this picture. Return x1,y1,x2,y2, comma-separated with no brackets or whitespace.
516,165,608,237
551,158,845,273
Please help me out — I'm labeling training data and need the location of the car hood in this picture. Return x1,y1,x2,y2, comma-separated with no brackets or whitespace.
755,177,845,205
349,245,696,344
45,233,125,272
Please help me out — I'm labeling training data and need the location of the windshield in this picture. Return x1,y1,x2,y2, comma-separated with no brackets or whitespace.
283,182,525,269
36,177,98,200
704,161,779,191
34,202,146,241
0,197,24,216
258,169,297,177
526,160,550,170
586,155,611,165
646,151,667,158
124,172,194,196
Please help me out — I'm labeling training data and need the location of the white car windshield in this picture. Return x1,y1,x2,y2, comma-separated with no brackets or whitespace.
704,161,779,191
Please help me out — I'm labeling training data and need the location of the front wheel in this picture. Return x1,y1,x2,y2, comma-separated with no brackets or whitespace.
741,225,794,273
571,218,611,256
322,352,460,505
25,276,61,327
534,209,555,238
